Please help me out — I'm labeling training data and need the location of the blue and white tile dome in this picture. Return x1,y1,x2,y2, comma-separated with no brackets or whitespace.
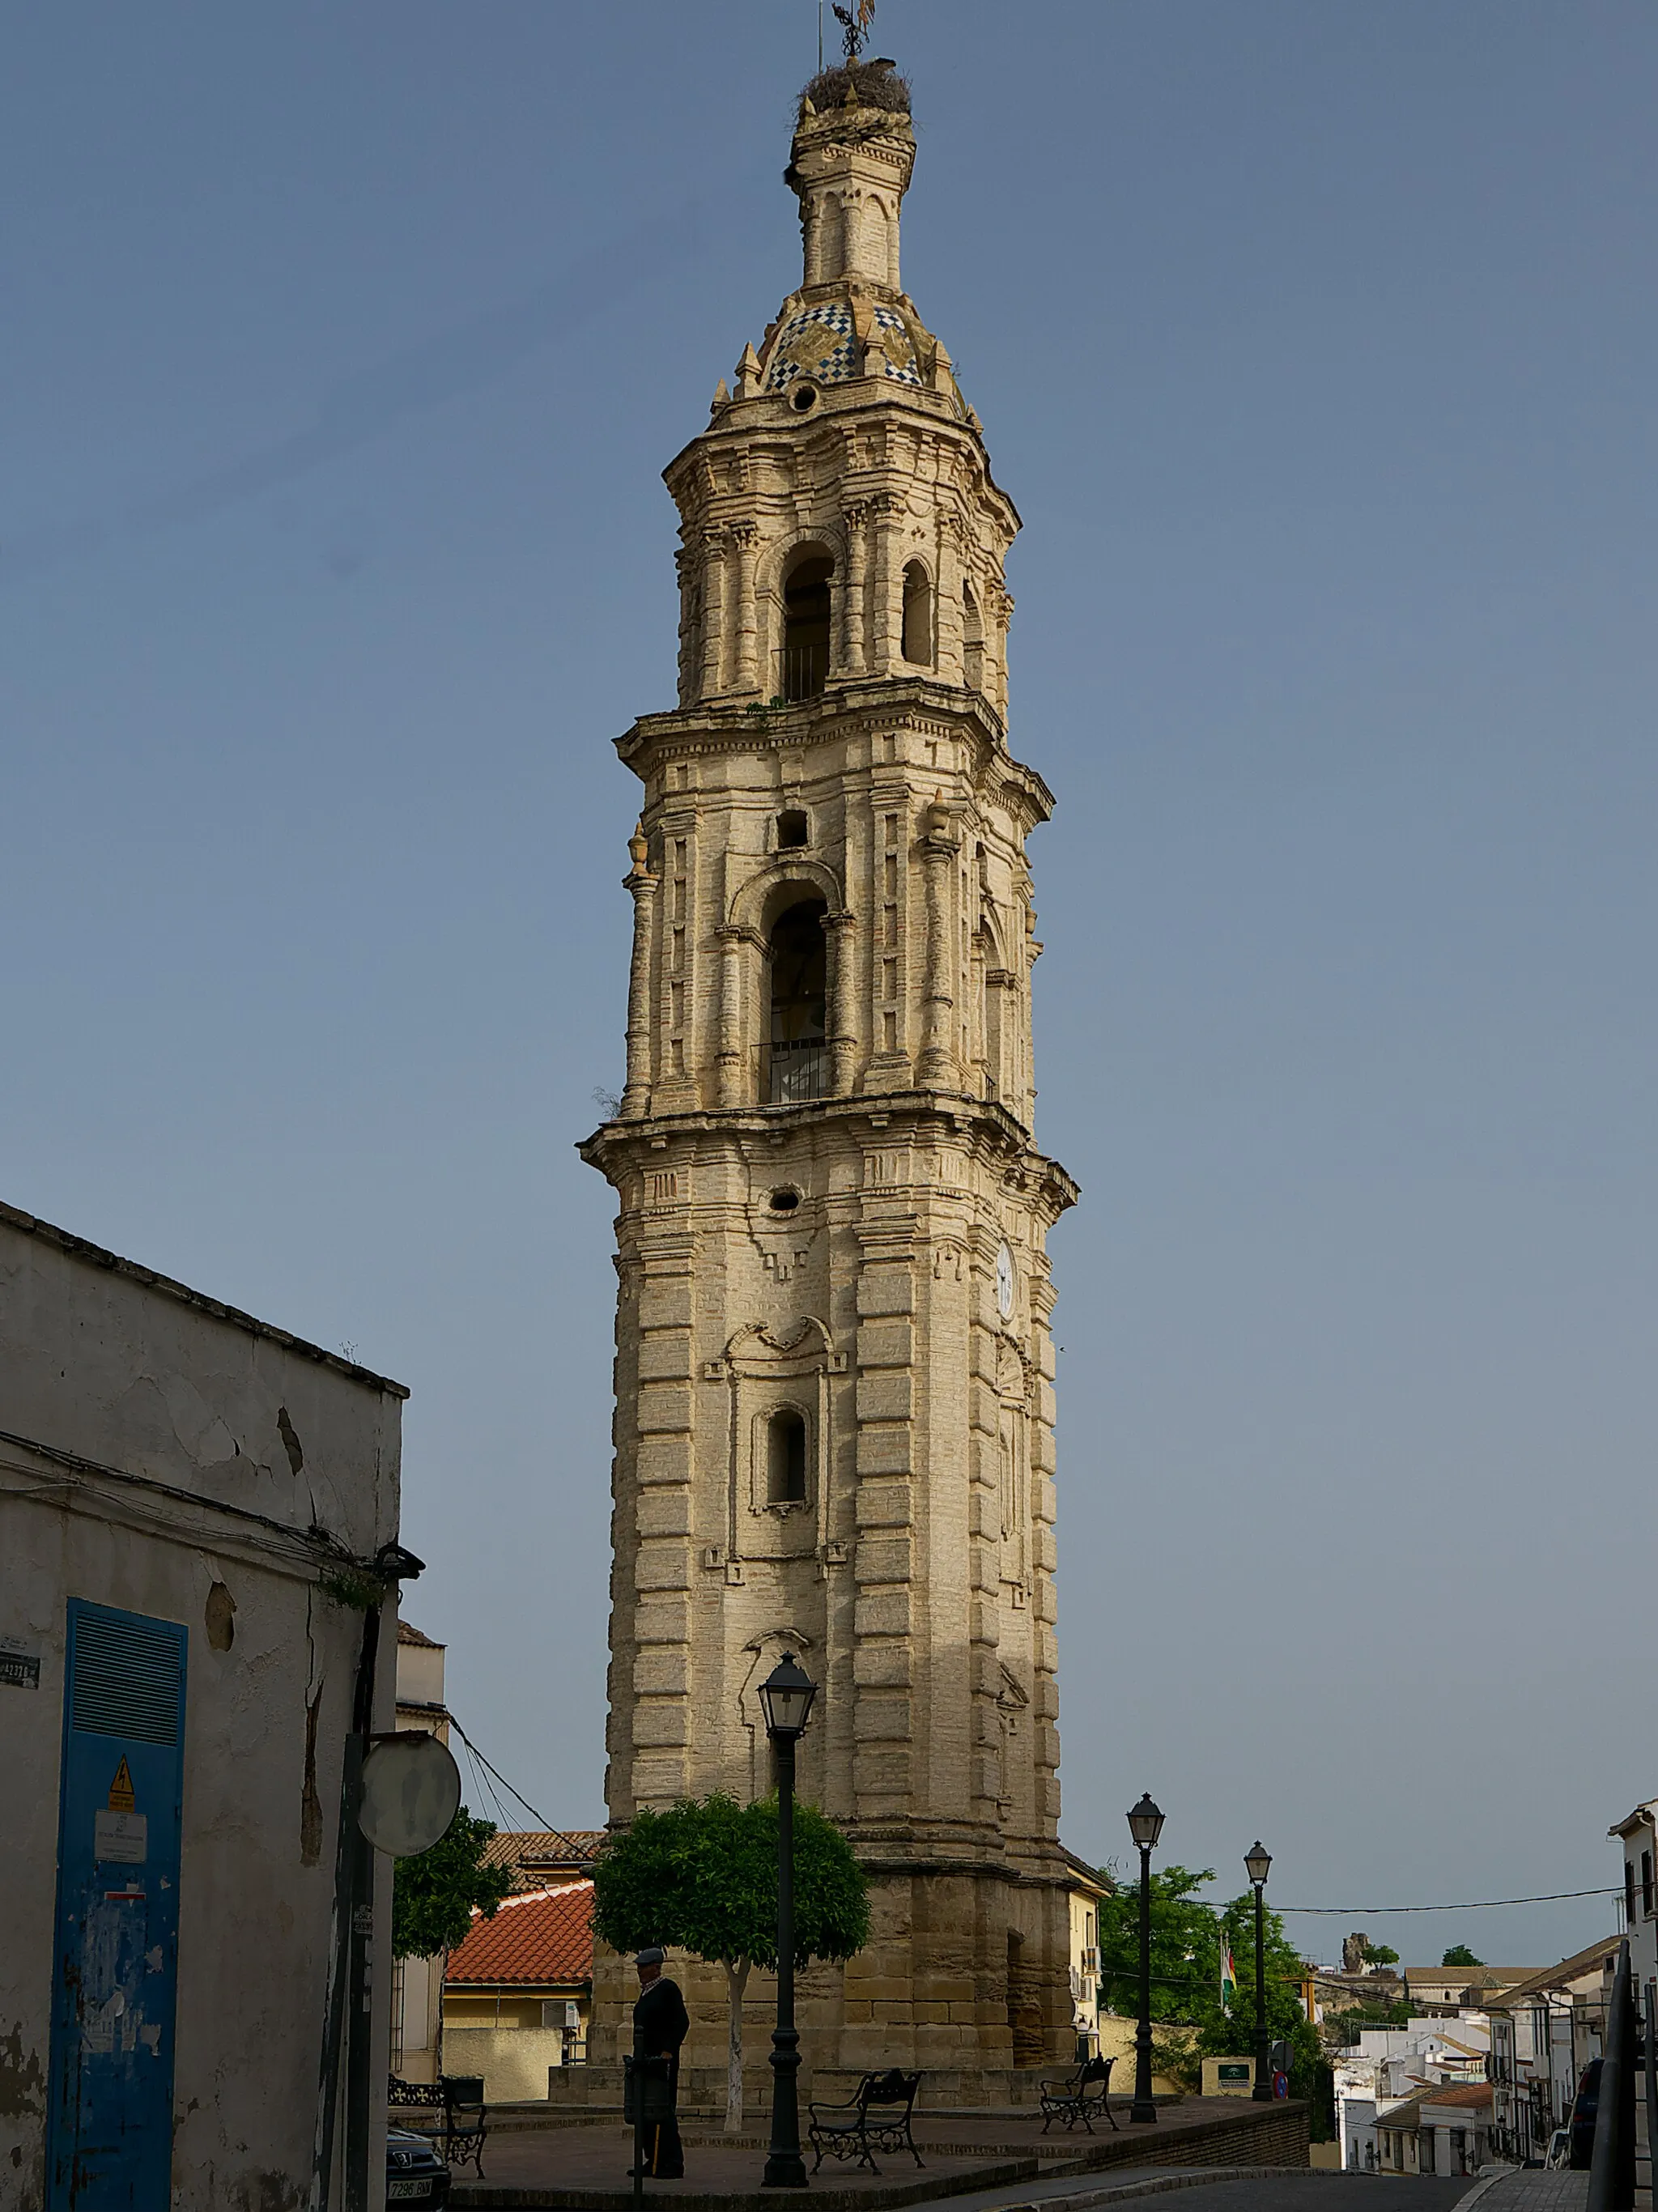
764,303,857,390
763,300,929,392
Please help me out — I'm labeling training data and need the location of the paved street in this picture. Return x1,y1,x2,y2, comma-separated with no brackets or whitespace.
903,2167,1592,2212
1083,2184,1475,2211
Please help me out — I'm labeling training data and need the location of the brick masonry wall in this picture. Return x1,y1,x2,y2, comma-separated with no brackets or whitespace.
1130,2103,1311,2171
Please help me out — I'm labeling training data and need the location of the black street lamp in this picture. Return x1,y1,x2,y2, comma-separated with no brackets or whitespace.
759,1653,818,2189
1244,1842,1273,2102
1126,1793,1165,2125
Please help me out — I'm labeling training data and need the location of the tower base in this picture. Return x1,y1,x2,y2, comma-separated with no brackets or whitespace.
581,1860,1078,2111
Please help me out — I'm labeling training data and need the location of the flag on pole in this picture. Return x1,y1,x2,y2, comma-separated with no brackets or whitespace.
1220,1942,1239,2013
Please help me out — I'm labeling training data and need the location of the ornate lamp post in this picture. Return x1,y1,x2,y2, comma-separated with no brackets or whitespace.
758,1653,818,2189
1126,1793,1165,2125
1244,1842,1273,2101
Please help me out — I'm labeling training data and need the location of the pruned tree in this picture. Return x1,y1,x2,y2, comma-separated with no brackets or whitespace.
591,1793,869,2133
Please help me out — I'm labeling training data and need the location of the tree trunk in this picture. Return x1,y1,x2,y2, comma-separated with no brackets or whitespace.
724,1958,751,2133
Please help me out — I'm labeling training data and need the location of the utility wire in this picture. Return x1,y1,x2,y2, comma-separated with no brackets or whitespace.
1115,1885,1622,1916
447,1712,563,1837
1269,1888,1621,1915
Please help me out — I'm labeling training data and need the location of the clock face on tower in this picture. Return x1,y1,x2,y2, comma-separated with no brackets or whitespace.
995,1243,1015,1321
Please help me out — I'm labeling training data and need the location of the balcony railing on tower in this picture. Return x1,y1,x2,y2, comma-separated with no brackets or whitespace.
783,644,826,702
763,1040,829,1104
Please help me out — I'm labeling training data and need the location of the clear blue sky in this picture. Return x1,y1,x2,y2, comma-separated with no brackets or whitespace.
5,2,1653,1967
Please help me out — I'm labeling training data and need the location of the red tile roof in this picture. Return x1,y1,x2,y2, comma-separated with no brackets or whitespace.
445,1882,593,1987
1422,2082,1496,2110
397,1620,441,1648
478,1830,606,1895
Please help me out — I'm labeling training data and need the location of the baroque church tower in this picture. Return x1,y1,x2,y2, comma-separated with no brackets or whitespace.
581,57,1079,2094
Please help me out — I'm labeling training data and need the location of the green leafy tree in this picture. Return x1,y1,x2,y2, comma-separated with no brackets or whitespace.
391,1806,511,1959
591,1793,869,2133
1441,1944,1484,1968
1095,1865,1333,2139
1351,1935,1400,1967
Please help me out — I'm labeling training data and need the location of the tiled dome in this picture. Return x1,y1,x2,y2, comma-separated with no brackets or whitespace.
763,300,927,393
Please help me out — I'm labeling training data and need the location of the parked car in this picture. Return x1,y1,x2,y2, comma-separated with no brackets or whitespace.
1568,2059,1602,2171
1544,2127,1571,2170
387,2126,451,2206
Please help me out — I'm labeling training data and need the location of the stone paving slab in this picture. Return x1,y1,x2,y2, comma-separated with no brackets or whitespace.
1454,2173,1588,2212
903,2166,1482,2212
449,2097,1306,2210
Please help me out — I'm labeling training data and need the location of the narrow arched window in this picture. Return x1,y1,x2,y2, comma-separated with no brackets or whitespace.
901,561,933,666
767,898,827,1102
782,554,832,700
767,1409,808,1504
963,581,984,692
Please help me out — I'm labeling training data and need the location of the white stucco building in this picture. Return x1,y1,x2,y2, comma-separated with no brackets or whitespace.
1333,2016,1490,2172
1485,1938,1618,2162
0,1199,406,2208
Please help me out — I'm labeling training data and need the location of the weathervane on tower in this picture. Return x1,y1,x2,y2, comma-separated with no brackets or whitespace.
831,0,877,63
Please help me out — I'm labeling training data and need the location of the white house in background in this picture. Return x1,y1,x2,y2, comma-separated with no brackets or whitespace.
1610,1800,1658,1994
1333,2017,1491,2172
1485,1937,1619,2163
1375,2081,1494,2176
1065,1855,1106,2059
391,1621,450,2083
1609,1801,1658,2187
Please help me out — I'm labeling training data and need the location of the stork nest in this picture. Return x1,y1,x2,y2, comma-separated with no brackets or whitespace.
797,59,912,121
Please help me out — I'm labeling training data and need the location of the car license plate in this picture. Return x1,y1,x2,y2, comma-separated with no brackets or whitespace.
388,2183,432,2201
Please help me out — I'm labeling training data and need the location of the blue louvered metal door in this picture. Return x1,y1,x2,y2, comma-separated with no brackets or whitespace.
47,1601,188,2211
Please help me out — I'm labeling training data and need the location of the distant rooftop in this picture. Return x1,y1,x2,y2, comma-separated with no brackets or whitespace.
446,1882,593,1988
479,1829,606,1895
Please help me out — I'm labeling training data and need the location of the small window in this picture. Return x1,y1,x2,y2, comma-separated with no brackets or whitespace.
776,810,809,849
963,580,984,691
767,1187,801,1213
1643,1850,1653,1917
767,1409,808,1504
789,382,818,415
901,560,933,666
1627,1860,1638,1927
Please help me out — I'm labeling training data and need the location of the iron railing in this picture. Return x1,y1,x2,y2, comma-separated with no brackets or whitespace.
767,1040,829,1104
784,645,826,702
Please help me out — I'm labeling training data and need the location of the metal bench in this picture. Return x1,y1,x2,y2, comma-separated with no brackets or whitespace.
387,2074,487,2175
808,2068,925,2174
1039,2053,1117,2133
436,2074,487,2176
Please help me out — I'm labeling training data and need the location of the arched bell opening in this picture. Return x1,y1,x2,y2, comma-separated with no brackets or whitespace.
781,552,834,701
901,560,935,668
766,896,828,1103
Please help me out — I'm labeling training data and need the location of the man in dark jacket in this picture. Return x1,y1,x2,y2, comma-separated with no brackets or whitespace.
630,1947,691,2178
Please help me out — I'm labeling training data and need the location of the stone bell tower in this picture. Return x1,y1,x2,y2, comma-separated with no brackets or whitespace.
580,57,1079,2099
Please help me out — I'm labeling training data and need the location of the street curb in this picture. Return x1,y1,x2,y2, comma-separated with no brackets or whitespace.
1441,2174,1512,2212
950,2166,1386,2212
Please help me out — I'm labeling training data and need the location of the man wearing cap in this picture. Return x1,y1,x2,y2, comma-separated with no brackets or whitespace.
630,1947,691,2179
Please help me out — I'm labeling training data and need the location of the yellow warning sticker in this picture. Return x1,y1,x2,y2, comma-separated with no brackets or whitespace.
108,1756,135,1813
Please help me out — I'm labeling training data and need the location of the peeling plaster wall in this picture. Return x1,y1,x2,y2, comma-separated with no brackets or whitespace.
0,1205,404,2210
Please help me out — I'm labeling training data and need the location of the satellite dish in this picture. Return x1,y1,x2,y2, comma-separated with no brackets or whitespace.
358,1731,461,1857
